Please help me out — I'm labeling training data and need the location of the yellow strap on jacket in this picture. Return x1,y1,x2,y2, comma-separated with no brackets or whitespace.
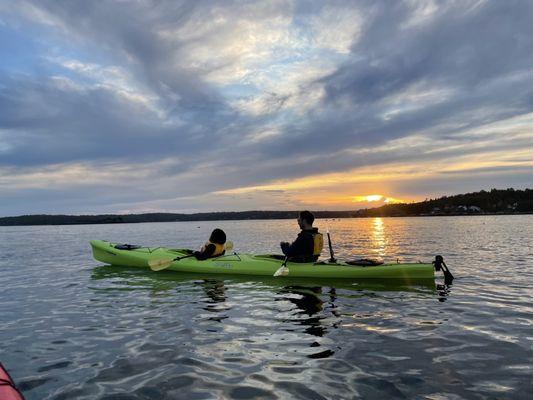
313,233,324,256
200,241,225,257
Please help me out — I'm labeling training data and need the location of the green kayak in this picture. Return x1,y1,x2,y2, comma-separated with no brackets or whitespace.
90,240,439,281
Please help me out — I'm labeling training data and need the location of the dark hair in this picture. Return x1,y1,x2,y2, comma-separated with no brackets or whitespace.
209,228,226,244
299,210,314,225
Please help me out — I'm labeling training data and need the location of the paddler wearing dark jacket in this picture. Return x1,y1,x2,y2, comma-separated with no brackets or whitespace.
194,228,226,260
280,210,324,262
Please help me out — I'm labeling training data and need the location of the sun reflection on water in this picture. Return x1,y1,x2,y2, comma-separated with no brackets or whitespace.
371,217,387,257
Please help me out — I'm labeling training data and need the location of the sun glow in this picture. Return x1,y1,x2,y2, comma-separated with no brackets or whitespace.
352,195,382,202
383,197,404,204
366,195,383,202
352,195,404,204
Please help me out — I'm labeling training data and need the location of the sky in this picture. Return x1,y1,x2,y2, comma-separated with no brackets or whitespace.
1,0,532,216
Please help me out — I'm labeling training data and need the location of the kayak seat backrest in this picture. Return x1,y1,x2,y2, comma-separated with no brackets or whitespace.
114,244,142,250
254,254,286,260
346,259,384,267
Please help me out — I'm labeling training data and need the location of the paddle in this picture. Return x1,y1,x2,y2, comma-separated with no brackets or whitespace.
433,255,454,284
326,229,336,263
149,241,233,271
442,260,454,284
149,254,194,271
273,256,289,277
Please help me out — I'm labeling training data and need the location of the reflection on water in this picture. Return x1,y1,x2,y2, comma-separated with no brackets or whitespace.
2,216,533,399
90,265,440,297
371,217,387,258
436,283,453,303
279,286,327,338
90,265,443,347
198,279,227,304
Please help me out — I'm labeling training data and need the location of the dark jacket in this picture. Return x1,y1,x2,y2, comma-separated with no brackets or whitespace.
281,228,320,263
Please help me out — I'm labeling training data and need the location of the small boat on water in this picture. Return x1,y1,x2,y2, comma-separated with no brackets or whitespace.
0,363,25,400
90,240,453,282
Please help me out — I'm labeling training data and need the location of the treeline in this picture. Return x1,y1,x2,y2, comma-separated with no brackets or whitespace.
0,210,358,226
1,188,531,226
353,188,533,217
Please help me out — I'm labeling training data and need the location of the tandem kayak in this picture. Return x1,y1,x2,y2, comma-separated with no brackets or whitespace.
0,363,25,400
90,240,444,281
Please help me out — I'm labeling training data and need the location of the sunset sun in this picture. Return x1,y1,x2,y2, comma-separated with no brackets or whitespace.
352,195,405,204
365,195,383,202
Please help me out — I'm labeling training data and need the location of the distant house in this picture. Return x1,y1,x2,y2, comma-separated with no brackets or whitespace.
431,207,441,214
507,203,518,210
457,205,468,212
468,206,482,213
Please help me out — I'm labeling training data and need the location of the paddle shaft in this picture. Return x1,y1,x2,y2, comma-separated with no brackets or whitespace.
150,253,196,271
327,231,336,262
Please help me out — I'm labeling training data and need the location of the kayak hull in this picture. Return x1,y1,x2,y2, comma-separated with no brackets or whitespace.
90,240,435,281
0,363,24,400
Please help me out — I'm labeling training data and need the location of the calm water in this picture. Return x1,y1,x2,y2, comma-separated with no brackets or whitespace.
1,216,532,399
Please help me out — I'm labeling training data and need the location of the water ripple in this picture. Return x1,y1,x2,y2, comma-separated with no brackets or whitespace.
1,216,533,399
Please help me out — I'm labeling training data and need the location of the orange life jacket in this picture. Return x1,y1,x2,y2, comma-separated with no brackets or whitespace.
313,232,324,257
200,241,225,257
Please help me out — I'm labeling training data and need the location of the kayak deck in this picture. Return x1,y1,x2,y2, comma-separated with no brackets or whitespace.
90,240,436,280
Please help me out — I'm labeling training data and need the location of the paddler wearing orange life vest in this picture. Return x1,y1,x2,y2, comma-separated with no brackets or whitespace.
280,210,323,262
194,228,227,260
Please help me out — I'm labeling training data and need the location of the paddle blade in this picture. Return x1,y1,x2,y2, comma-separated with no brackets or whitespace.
444,270,454,285
273,266,289,277
442,261,454,284
225,241,234,252
148,258,174,271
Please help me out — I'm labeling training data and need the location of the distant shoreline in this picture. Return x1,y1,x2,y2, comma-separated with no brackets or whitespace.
2,188,532,226
0,211,531,227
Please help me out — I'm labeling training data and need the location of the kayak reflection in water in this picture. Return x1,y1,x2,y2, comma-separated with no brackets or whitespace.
192,228,227,260
280,211,324,263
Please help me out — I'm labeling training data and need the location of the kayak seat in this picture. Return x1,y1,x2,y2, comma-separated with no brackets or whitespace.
114,244,142,250
346,258,384,267
255,254,286,260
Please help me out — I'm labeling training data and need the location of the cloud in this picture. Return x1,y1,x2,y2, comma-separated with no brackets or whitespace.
0,74,186,166
266,1,533,156
1,1,533,215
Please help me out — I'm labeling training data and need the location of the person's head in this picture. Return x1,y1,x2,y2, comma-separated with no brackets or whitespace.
209,228,226,245
298,210,314,229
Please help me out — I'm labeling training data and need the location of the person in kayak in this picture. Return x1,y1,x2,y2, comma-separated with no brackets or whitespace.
280,210,323,262
193,228,227,260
